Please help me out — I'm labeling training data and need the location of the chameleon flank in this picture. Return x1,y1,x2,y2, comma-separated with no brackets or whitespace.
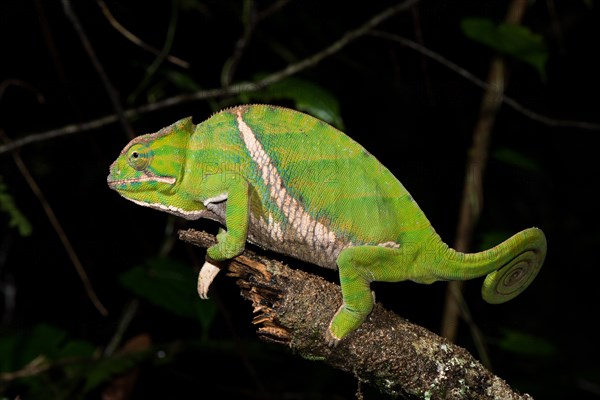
107,104,547,344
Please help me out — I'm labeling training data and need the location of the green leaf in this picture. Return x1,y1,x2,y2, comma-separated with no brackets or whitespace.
0,175,32,236
0,329,19,372
492,147,541,172
195,297,218,341
59,340,97,359
240,76,345,129
494,329,556,357
119,258,218,332
461,18,548,79
0,323,144,397
16,324,68,368
0,324,96,373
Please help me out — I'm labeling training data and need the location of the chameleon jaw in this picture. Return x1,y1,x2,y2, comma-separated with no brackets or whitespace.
107,174,176,188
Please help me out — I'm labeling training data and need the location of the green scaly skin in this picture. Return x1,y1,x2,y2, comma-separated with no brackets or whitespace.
107,104,547,344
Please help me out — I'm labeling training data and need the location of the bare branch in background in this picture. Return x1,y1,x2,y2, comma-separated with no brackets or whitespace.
0,0,421,155
221,0,257,87
96,0,190,69
369,31,600,131
0,81,109,316
0,80,46,104
2,0,598,157
61,0,134,139
1,132,108,317
220,0,291,87
439,0,528,357
127,0,181,103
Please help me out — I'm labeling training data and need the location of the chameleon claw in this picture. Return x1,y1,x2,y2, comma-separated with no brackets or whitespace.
325,328,341,347
198,261,221,299
325,305,345,347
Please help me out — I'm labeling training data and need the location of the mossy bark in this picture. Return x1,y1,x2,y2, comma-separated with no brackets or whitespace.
179,228,532,399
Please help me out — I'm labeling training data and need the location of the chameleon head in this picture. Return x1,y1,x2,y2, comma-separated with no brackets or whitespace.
107,117,206,219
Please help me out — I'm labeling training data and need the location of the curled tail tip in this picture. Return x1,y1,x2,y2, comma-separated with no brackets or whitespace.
481,227,547,304
525,226,547,244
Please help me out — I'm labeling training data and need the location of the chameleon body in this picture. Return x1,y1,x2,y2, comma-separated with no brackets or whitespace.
107,104,546,344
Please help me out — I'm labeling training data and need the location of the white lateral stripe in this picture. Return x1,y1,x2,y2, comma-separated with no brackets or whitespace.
111,176,176,185
149,176,176,184
128,198,205,218
234,109,337,246
203,193,228,206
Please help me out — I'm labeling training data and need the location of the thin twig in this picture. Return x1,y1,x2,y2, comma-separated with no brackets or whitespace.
128,0,180,103
0,0,420,155
0,132,109,316
410,6,434,104
256,0,291,22
2,0,597,157
0,356,60,380
437,0,528,357
221,0,256,87
61,0,134,139
96,0,190,69
0,80,45,104
369,30,600,131
220,0,292,87
103,299,140,357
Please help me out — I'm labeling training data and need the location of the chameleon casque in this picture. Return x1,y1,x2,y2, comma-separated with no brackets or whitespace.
107,104,546,344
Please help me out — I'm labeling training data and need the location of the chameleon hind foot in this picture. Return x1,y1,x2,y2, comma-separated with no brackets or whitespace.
326,303,368,346
326,290,376,346
197,261,221,299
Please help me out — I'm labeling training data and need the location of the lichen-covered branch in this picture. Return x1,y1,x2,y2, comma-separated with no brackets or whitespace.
178,229,532,399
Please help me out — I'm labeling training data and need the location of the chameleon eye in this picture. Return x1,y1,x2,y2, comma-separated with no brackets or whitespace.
127,143,152,170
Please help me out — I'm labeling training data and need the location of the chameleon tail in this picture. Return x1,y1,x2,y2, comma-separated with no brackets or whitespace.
434,227,546,304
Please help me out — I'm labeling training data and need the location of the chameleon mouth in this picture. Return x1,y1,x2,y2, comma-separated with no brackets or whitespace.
107,174,176,188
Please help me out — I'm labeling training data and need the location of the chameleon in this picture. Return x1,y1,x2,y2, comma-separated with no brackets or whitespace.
107,104,546,344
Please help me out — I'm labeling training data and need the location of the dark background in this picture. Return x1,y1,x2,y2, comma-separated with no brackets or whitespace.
1,0,599,398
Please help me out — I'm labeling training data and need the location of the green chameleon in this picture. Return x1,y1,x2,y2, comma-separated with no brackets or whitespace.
107,104,546,344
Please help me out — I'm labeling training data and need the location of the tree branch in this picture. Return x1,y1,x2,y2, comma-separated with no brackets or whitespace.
0,131,108,317
4,0,597,158
61,0,134,139
178,229,532,400
369,30,600,131
440,0,527,364
96,0,190,69
0,0,420,156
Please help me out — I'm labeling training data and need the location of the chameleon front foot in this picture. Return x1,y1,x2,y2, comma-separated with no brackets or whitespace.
325,303,368,346
197,261,221,299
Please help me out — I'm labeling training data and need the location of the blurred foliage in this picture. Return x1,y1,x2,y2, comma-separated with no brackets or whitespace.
0,323,151,399
119,258,218,340
492,146,541,172
461,18,548,79
493,329,556,357
240,76,345,129
0,175,32,237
